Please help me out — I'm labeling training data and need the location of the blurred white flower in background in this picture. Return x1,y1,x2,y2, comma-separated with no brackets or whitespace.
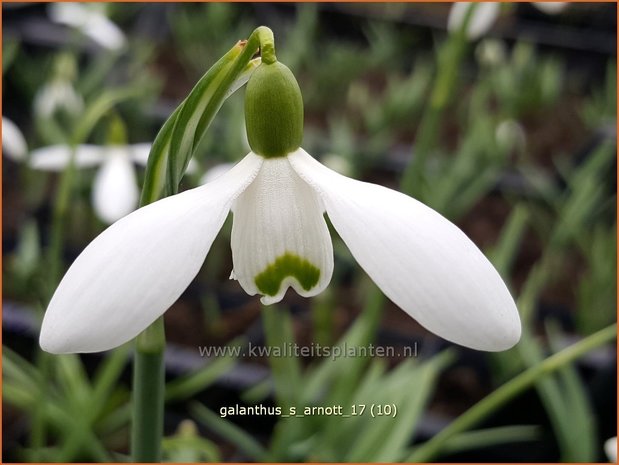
449,2,569,41
29,143,198,223
34,81,84,118
606,437,617,463
532,2,568,15
49,2,126,51
2,117,28,162
496,119,527,154
33,53,83,119
476,39,507,67
448,3,501,41
30,143,151,223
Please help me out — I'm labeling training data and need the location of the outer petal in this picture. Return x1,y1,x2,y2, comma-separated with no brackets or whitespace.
92,149,139,223
2,117,28,161
84,13,126,50
29,144,105,171
448,2,500,41
40,153,263,353
289,149,520,351
231,157,333,305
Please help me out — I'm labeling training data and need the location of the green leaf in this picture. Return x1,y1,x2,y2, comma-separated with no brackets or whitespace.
165,338,243,402
91,346,130,415
439,425,540,454
71,86,144,145
547,322,598,461
261,306,302,412
166,41,260,194
489,204,529,277
407,324,616,462
346,351,453,462
190,402,266,460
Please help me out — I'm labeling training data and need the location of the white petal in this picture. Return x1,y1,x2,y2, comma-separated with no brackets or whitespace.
532,2,568,14
2,117,28,161
92,150,139,223
83,14,126,50
289,149,521,351
29,145,105,171
40,152,263,353
448,2,500,41
231,157,333,305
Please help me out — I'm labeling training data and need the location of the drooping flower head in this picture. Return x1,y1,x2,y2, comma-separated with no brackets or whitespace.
40,40,521,354
49,2,126,51
29,142,151,223
448,2,569,41
34,53,84,119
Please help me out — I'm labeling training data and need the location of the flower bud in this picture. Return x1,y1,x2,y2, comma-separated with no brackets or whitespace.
244,61,303,158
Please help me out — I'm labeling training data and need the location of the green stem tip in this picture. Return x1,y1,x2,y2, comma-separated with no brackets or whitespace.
254,26,276,64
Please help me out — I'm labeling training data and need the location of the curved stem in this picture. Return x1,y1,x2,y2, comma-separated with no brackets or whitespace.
255,26,276,64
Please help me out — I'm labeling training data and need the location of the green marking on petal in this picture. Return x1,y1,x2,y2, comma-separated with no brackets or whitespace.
255,252,320,296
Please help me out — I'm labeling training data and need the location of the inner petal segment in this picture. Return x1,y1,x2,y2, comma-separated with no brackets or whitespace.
231,157,333,305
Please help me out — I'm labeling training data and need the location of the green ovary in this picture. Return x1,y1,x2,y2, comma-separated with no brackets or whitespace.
255,252,320,296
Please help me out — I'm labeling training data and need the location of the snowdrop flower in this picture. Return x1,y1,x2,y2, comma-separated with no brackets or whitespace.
49,2,126,51
448,3,501,41
40,58,521,354
2,117,27,162
34,54,83,119
30,143,151,223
